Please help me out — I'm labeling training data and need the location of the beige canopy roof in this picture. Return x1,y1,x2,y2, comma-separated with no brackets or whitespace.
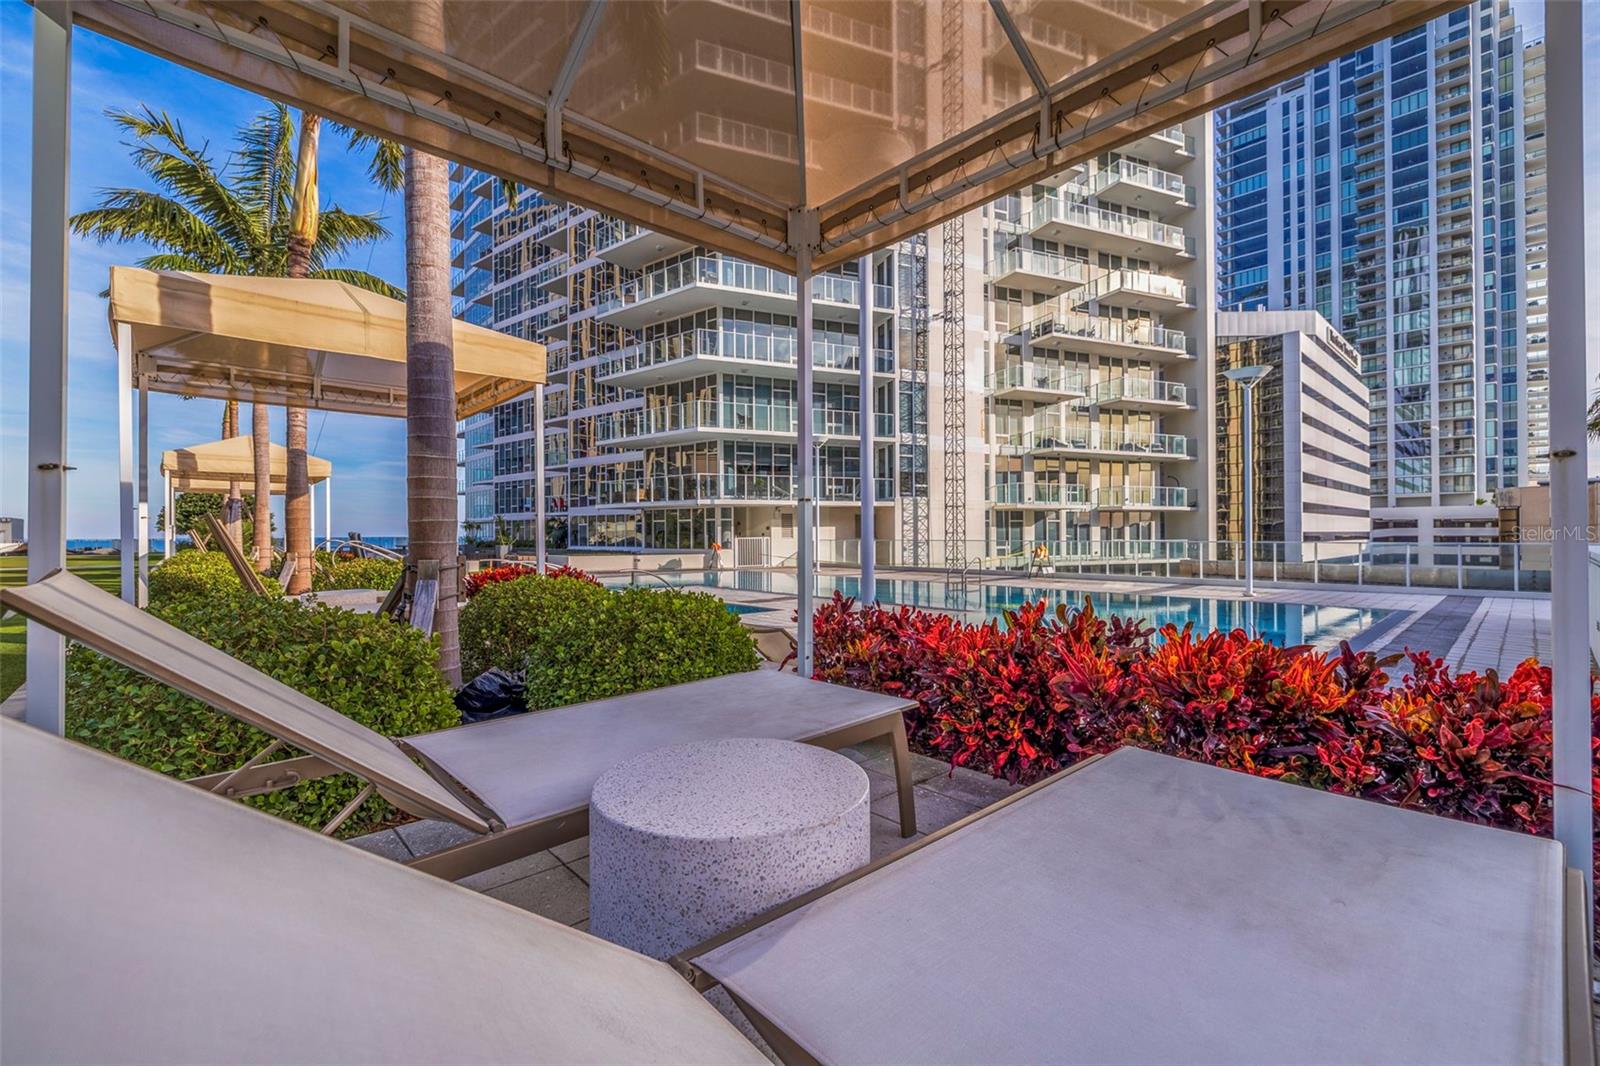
73,1,1456,273
162,435,331,494
109,266,545,419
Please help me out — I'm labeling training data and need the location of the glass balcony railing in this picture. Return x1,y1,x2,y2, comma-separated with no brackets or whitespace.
1067,268,1190,307
990,482,1090,507
987,248,1092,284
598,328,891,379
1080,376,1189,407
1092,485,1190,509
591,471,894,505
1014,197,1189,252
595,398,884,444
600,255,870,315
1023,311,1189,356
985,364,1089,395
1068,158,1188,201
995,425,1192,458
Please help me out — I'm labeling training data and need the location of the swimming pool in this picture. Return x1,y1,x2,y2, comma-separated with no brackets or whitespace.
611,571,1397,650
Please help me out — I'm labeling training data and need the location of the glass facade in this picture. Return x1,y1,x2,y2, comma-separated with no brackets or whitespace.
1214,0,1528,518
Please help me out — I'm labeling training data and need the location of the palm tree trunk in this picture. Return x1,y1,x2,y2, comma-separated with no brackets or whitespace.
251,401,272,570
404,144,460,684
282,113,321,595
223,399,243,550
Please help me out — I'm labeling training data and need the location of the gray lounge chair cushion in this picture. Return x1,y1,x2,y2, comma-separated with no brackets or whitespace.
0,719,765,1065
405,670,912,828
696,746,1569,1065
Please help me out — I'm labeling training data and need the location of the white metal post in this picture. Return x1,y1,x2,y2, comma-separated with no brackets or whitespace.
1544,0,1592,933
858,253,875,599
164,478,173,559
118,322,136,602
136,377,150,606
308,470,316,552
795,241,815,678
534,383,547,573
26,2,70,734
325,475,332,550
1242,387,1254,597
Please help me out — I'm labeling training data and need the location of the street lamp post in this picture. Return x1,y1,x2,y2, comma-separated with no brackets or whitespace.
1222,364,1274,598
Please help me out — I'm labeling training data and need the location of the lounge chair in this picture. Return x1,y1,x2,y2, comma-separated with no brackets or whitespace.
670,747,1592,1066
0,717,765,1065
203,511,270,596
4,721,1586,1065
0,569,918,880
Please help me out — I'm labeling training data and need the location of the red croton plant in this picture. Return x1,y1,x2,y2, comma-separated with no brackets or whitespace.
461,563,600,598
812,592,1600,924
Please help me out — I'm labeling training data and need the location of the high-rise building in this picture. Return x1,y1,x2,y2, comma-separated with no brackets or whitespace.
963,120,1217,564
1215,0,1526,555
450,174,922,558
1521,37,1549,484
1216,311,1371,548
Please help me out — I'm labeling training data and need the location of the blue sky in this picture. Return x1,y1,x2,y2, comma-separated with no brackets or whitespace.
1,2,1596,538
0,2,410,537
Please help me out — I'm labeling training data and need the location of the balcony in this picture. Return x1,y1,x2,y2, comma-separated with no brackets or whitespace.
594,219,695,271
1076,376,1190,411
597,327,894,388
1021,311,1190,361
987,248,1091,296
1091,485,1191,511
995,424,1194,460
1068,159,1192,210
1065,268,1191,312
1127,124,1196,166
985,364,1088,402
990,482,1090,509
595,398,888,446
589,470,893,507
1012,197,1191,263
597,255,889,328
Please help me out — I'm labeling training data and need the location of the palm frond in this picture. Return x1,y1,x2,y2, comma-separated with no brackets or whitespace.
104,106,264,261
136,252,221,274
309,268,405,300
235,104,297,234
333,123,404,193
70,189,239,269
306,207,391,267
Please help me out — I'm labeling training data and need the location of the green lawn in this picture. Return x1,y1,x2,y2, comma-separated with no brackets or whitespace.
1,555,124,700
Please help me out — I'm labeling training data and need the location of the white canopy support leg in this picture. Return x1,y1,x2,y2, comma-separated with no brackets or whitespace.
118,322,136,603
1544,0,1592,940
308,472,317,553
164,477,173,559
26,1,71,733
136,376,150,607
534,383,546,573
857,253,875,600
325,476,332,550
795,240,815,678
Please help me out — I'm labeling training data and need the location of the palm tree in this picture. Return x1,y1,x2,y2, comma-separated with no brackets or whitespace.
1588,389,1600,442
71,105,398,571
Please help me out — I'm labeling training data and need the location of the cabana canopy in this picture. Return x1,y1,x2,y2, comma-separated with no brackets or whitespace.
73,0,1456,272
161,435,331,494
108,266,545,419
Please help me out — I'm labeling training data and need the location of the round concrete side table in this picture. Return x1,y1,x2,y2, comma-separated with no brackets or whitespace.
589,737,871,960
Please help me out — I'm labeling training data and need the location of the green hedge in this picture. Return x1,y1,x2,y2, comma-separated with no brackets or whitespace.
66,593,458,836
314,557,403,592
459,574,758,709
148,549,271,604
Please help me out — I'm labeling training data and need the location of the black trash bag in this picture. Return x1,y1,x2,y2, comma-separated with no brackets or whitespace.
455,668,528,723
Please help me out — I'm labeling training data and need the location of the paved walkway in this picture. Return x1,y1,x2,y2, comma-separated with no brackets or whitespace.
351,737,1020,932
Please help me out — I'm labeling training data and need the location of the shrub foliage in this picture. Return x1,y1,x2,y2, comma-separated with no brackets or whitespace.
67,593,458,836
314,556,403,592
812,590,1600,927
148,548,272,604
459,572,757,708
462,562,600,598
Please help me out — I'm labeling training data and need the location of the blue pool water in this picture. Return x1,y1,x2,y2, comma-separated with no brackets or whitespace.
614,571,1394,650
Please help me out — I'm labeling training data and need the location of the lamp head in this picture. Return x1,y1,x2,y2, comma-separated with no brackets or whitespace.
1222,364,1275,387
